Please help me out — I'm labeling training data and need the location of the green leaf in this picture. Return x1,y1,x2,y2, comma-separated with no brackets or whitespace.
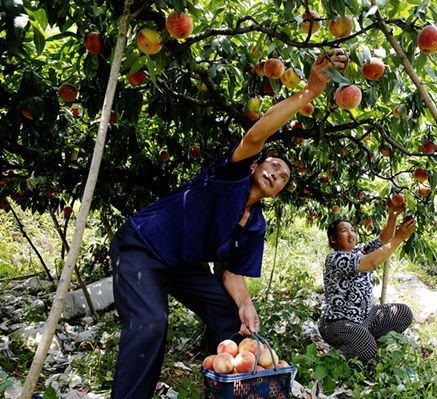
315,364,329,379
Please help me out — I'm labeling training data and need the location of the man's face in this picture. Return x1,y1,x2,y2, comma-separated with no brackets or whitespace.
251,157,291,198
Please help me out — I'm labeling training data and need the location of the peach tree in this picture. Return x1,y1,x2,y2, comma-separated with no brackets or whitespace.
1,0,436,266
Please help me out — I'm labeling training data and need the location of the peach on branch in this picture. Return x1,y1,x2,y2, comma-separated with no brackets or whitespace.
362,57,385,80
332,205,340,214
391,193,405,207
246,97,262,120
380,146,390,158
246,110,260,121
58,83,78,103
413,167,428,182
329,15,353,38
189,145,201,159
418,184,431,197
70,105,82,119
263,58,285,79
21,108,33,120
290,120,303,130
255,61,266,76
137,28,162,55
63,206,73,216
364,217,373,226
166,11,193,39
263,79,274,96
334,85,362,110
158,149,170,162
299,103,314,117
421,140,435,154
300,10,322,34
109,110,118,124
127,70,146,86
247,97,262,113
417,24,437,55
281,67,301,89
393,105,409,119
84,32,103,54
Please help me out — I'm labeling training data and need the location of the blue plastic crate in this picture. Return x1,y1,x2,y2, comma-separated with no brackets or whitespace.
201,364,296,398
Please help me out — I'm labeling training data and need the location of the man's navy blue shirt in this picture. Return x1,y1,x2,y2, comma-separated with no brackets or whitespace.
130,145,265,277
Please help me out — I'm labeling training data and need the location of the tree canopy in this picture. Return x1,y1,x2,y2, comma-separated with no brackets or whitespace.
1,0,436,265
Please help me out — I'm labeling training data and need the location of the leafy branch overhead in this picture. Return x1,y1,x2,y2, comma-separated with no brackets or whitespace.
1,0,437,266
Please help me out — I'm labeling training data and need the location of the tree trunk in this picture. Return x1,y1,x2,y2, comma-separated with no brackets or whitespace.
18,4,131,397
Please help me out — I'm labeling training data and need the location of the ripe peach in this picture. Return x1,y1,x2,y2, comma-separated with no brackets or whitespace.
299,103,314,116
21,108,33,120
329,15,353,38
166,11,193,39
362,57,385,80
189,145,201,159
381,147,390,158
263,58,285,79
137,27,162,55
417,25,437,55
238,337,258,356
109,110,118,124
217,339,239,357
393,105,409,119
391,193,405,207
300,10,322,34
58,83,78,103
246,110,260,121
364,218,373,226
158,149,170,162
63,206,73,216
332,205,340,213
127,70,146,86
421,140,435,153
234,351,256,373
263,79,274,96
202,354,216,370
213,352,235,374
418,185,431,197
281,67,301,89
255,61,266,76
84,32,103,54
277,359,289,368
334,85,362,110
413,167,428,182
257,347,278,368
70,105,82,119
290,120,303,130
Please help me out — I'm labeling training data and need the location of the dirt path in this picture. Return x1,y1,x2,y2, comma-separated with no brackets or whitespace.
373,272,437,323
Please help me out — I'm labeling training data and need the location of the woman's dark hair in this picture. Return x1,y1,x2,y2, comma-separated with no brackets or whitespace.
327,219,352,248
